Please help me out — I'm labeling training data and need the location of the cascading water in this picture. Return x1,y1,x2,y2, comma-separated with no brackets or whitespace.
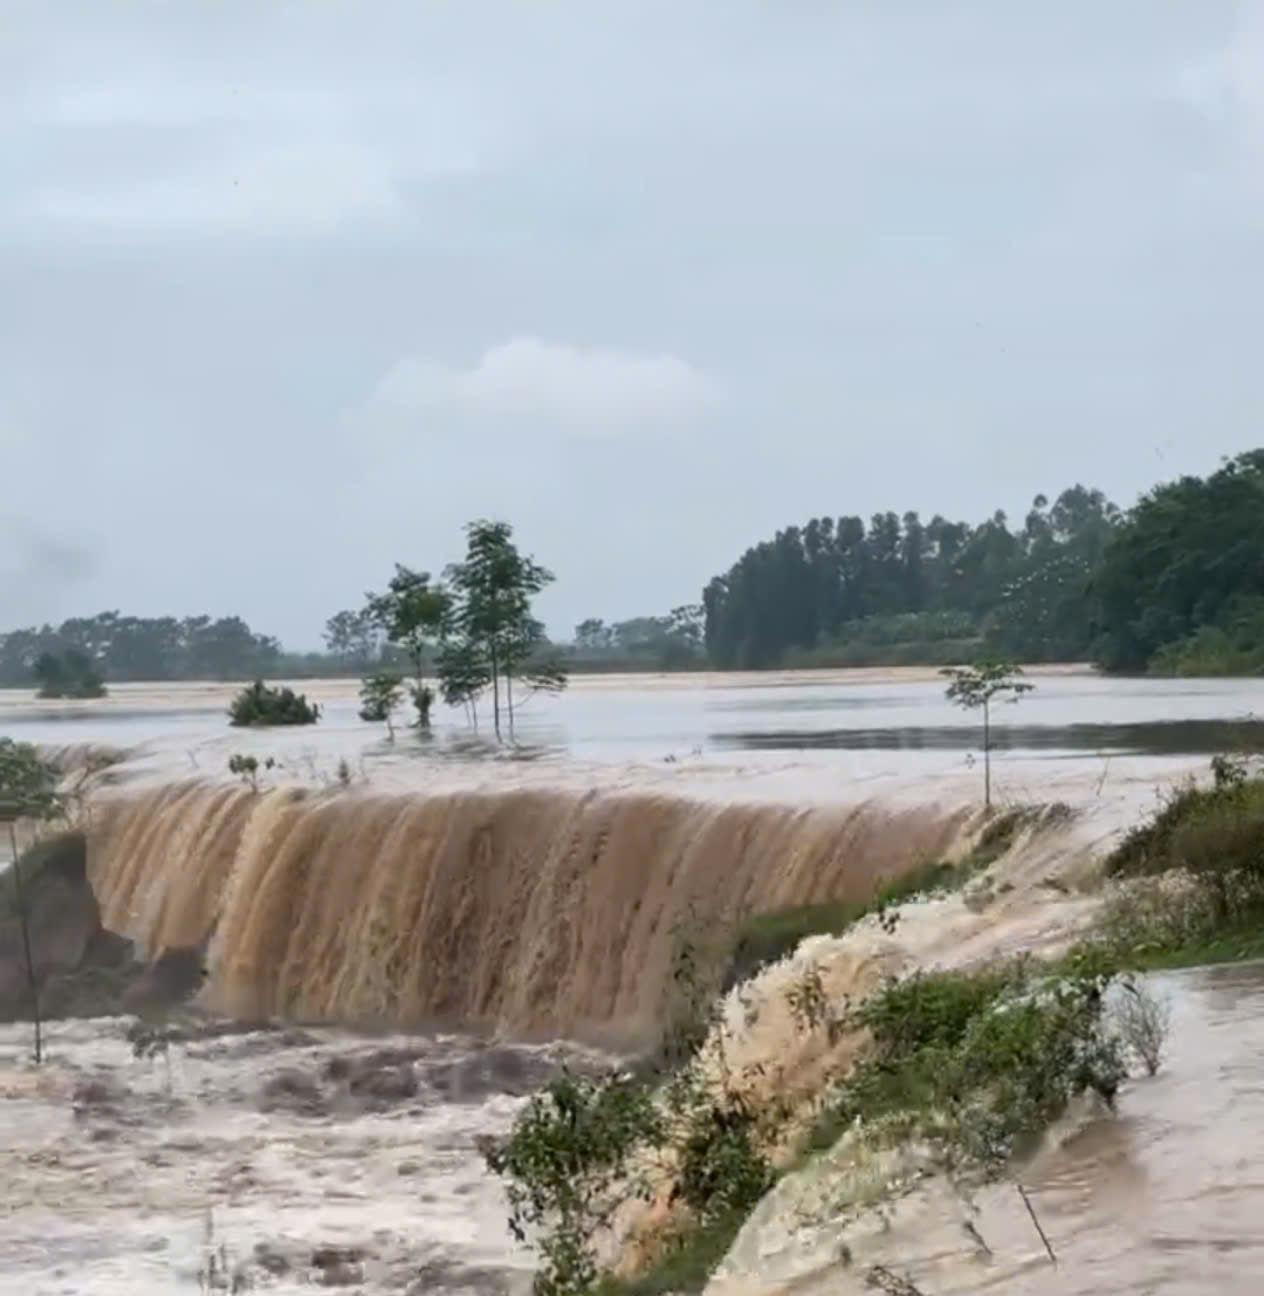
86,779,974,1045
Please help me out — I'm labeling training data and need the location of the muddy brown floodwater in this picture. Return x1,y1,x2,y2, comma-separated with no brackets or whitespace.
0,1018,609,1295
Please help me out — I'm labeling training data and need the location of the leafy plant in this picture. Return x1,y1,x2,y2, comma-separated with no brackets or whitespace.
444,520,568,741
358,671,404,738
227,753,274,792
0,739,66,1063
365,565,450,728
227,681,319,727
33,649,107,699
484,1069,663,1296
941,661,1034,809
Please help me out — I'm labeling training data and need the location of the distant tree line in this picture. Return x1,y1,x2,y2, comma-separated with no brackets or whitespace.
4,454,1262,690
0,614,284,688
700,452,1264,675
568,607,706,672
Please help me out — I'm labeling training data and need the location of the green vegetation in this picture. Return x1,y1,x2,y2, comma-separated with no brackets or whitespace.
1093,451,1264,674
443,519,569,739
32,649,107,698
227,681,320,727
702,451,1264,674
1146,596,1264,677
1064,757,1264,973
702,486,1117,669
365,565,450,727
0,740,66,1063
569,609,706,673
358,671,404,738
0,612,284,686
227,752,275,792
783,609,982,669
805,960,1124,1167
942,661,1034,809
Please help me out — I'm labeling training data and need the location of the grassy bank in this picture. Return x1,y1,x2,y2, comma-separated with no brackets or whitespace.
1065,760,1264,975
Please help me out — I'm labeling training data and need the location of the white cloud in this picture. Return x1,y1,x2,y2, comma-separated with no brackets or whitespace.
365,337,722,433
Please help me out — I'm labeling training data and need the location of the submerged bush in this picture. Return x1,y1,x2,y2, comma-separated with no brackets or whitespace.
228,680,320,727
33,649,107,699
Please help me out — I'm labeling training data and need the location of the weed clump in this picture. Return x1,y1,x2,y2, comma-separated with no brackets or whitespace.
228,681,320,727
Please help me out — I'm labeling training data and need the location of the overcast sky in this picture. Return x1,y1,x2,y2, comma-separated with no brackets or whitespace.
3,2,1262,646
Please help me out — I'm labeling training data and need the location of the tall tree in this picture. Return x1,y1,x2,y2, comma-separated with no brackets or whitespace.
444,521,567,739
941,661,1034,810
0,740,64,1063
366,565,451,726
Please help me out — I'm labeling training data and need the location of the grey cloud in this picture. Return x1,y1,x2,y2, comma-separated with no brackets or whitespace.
1,1,1262,645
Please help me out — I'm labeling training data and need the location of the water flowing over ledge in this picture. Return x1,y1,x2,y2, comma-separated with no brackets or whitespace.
86,780,976,1045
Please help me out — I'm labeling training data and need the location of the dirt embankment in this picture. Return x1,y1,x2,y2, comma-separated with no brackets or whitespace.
1,832,204,1023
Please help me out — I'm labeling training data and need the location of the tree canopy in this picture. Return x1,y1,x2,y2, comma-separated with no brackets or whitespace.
701,486,1118,669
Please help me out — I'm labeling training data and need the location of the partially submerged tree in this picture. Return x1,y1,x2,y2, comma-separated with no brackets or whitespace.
941,661,1034,810
358,671,404,739
0,739,65,1063
227,752,275,792
33,650,107,699
365,566,450,727
444,520,568,740
228,681,320,727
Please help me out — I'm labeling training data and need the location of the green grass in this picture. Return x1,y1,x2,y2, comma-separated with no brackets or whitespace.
596,1208,751,1296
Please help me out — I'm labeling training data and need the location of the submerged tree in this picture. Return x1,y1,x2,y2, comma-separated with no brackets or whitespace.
444,520,568,740
0,739,65,1063
33,649,106,699
366,566,450,727
941,661,1034,810
358,671,405,739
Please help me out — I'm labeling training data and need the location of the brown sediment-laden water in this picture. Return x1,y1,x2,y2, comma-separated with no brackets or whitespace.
2,671,1263,1292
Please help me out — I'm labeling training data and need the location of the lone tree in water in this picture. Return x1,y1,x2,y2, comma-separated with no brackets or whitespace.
941,661,1033,810
443,520,568,741
358,671,404,740
0,739,65,1064
366,566,450,727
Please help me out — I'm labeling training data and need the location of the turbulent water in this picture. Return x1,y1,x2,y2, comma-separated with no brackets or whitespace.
2,670,1263,1292
87,781,971,1045
0,1016,604,1295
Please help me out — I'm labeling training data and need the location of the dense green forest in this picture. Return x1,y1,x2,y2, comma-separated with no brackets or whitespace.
2,452,1261,688
701,451,1264,675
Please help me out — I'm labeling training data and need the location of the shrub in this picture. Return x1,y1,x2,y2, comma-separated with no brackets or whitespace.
228,680,320,727
484,1069,663,1296
813,961,1125,1169
33,650,107,699
358,671,403,728
1112,981,1170,1077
